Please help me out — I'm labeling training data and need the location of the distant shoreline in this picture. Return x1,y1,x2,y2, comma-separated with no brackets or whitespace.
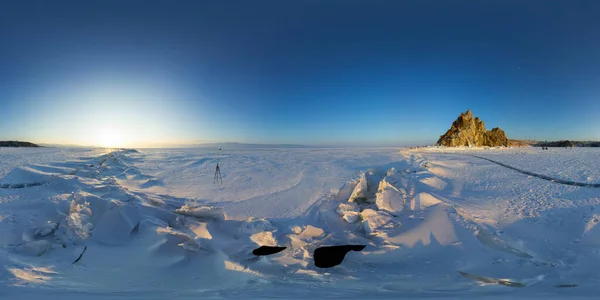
0,141,41,148
509,139,600,148
2,140,598,149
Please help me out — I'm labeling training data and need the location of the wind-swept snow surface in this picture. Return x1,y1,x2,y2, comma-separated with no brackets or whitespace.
1,146,599,299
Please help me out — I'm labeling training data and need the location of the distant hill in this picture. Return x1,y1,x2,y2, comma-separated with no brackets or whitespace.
0,141,41,147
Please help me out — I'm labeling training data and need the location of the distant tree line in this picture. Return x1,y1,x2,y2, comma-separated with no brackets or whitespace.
533,140,600,148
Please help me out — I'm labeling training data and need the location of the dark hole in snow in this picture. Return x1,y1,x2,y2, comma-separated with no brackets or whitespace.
556,284,578,288
252,246,287,256
313,245,366,268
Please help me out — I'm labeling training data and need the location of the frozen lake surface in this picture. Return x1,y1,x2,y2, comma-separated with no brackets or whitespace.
1,146,599,299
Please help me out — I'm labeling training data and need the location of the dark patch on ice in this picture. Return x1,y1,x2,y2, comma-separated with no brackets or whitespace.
469,155,600,188
252,246,287,256
72,246,87,264
556,284,578,288
131,222,140,234
0,182,45,189
313,245,366,268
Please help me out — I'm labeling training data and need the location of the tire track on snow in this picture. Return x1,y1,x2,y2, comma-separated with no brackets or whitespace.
468,154,600,188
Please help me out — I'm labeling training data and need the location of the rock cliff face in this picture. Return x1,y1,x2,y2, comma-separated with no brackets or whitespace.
436,110,508,147
484,127,508,147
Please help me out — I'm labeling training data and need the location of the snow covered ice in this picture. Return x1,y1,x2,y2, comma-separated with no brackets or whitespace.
1,146,600,299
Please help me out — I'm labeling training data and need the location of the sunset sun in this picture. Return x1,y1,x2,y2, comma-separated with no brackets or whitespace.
97,127,124,148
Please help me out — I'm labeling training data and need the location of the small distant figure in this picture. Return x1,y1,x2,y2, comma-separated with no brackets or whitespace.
214,163,222,184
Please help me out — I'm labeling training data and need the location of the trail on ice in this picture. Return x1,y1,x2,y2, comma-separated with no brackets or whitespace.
468,154,600,188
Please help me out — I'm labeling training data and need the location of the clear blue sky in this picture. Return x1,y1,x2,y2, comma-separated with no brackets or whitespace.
1,0,599,147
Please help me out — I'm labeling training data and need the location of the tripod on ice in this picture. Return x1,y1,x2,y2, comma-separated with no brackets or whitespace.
214,148,223,184
214,163,222,184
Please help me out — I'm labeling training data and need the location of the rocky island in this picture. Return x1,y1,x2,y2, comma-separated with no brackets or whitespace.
436,110,508,147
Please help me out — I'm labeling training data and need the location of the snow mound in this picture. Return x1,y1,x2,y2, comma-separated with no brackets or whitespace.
411,192,442,211
67,198,94,240
360,209,401,236
28,221,60,240
239,218,275,234
26,164,78,175
156,226,191,240
93,203,140,245
348,173,368,203
336,168,407,229
0,166,56,186
152,226,210,255
348,171,382,204
174,204,224,220
250,231,277,246
140,178,163,188
188,222,213,239
375,177,406,215
386,204,459,247
337,202,360,223
419,176,448,190
298,225,325,238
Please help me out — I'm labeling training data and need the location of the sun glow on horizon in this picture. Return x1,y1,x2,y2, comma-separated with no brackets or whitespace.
15,71,215,148
97,127,124,148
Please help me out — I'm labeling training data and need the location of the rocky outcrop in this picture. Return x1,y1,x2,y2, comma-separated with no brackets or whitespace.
436,110,508,147
484,127,508,147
